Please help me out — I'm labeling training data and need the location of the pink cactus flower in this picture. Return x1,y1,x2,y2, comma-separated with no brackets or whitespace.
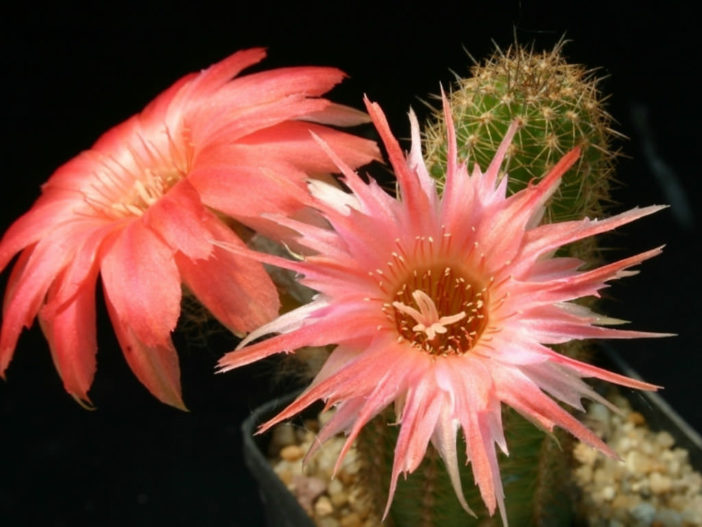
0,48,379,409
219,96,667,523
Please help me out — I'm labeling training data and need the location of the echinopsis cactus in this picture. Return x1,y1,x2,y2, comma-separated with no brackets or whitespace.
424,41,619,229
0,41,660,527
353,43,627,526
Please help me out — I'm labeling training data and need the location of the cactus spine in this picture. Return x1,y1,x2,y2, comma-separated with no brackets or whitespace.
355,42,620,526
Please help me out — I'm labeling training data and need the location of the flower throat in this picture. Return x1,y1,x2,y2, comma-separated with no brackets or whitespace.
389,266,488,356
86,129,190,220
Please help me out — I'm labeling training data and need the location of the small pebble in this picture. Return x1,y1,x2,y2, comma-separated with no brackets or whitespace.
682,495,702,523
330,491,348,508
317,518,340,527
340,512,362,527
337,468,356,485
630,502,656,523
649,471,672,494
292,475,327,512
574,464,592,484
588,403,609,424
269,423,297,452
656,431,675,449
574,443,598,465
352,498,372,519
328,478,343,496
654,508,683,526
627,411,646,426
280,444,305,462
600,485,615,501
624,450,651,474
314,496,334,517
273,464,294,486
593,467,609,486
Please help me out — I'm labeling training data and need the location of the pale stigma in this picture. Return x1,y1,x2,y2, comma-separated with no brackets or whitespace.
392,289,466,341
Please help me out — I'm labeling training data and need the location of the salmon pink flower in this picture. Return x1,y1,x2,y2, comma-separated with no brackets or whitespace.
219,96,667,522
0,48,379,409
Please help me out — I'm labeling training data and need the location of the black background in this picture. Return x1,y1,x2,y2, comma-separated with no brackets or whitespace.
1,2,699,526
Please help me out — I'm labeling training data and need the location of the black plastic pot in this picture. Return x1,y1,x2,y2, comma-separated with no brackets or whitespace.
241,348,702,527
241,392,315,527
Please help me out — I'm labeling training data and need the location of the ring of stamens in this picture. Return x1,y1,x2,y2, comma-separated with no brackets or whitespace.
83,130,189,220
385,266,489,356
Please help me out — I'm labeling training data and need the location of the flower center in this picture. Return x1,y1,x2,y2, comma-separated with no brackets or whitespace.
109,167,184,217
389,266,488,356
82,128,190,219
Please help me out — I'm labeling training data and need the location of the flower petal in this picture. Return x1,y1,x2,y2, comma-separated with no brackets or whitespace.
39,268,99,406
192,97,334,146
495,366,615,457
432,406,476,517
1,220,102,373
514,205,666,276
189,162,312,225
205,65,348,110
236,121,380,174
364,97,437,232
34,221,111,403
385,373,444,518
218,300,379,372
143,180,213,260
301,103,371,126
106,298,185,410
177,212,279,335
101,221,181,348
0,200,76,272
101,220,184,408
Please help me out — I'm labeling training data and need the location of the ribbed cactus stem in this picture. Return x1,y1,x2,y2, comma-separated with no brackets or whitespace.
424,41,620,254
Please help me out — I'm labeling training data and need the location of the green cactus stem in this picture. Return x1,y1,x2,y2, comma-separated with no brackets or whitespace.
423,41,620,239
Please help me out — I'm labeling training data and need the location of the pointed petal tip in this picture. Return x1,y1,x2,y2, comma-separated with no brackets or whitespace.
215,354,237,374
215,355,241,374
625,330,676,340
216,347,264,373
652,331,677,338
652,203,671,212
381,494,393,523
256,412,286,436
253,424,267,437
600,442,619,460
167,397,189,412
0,344,17,378
69,392,96,410
148,383,188,411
